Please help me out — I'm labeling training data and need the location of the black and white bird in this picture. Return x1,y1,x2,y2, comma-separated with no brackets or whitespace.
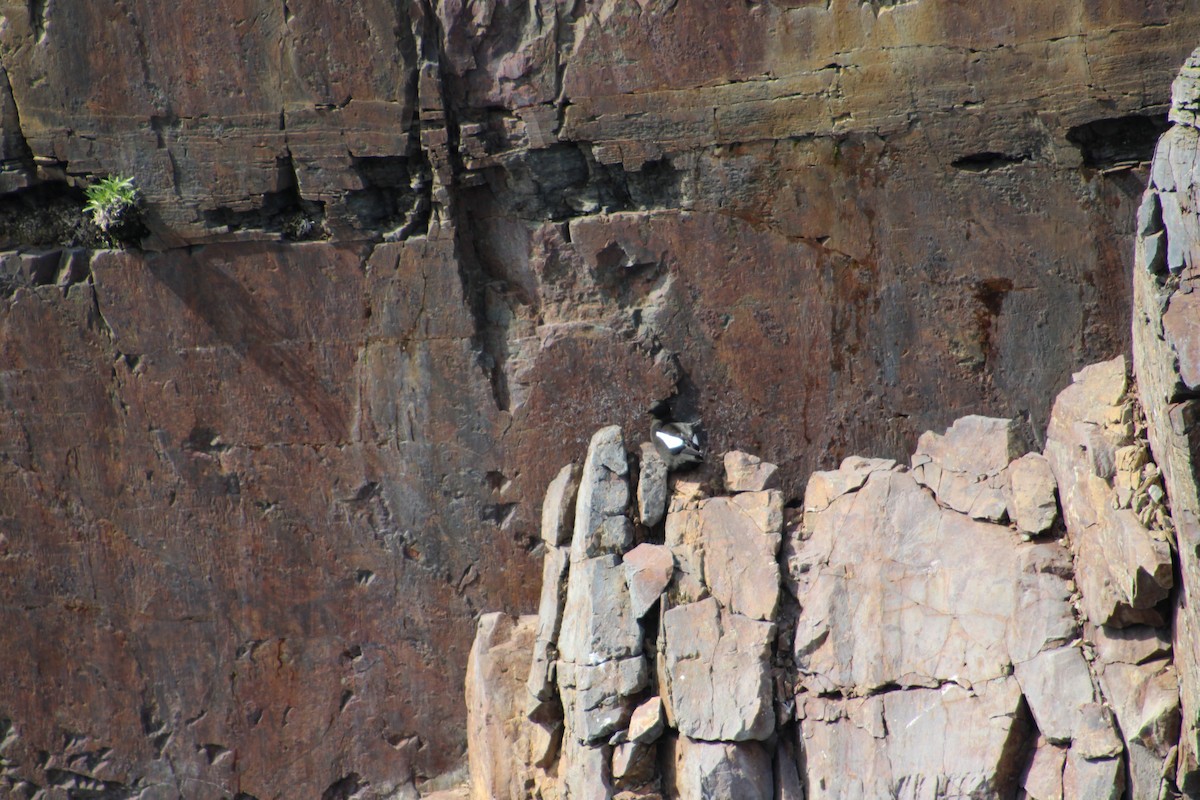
651,418,704,470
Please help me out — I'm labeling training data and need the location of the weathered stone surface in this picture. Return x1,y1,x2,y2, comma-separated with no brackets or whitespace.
637,442,668,528
723,450,780,493
773,735,805,800
1090,623,1172,667
558,556,640,667
1134,52,1200,788
662,736,772,800
1045,356,1174,627
1073,703,1125,760
1097,657,1182,799
1013,645,1097,745
558,657,649,744
803,456,897,512
6,1,1200,793
912,415,1020,521
467,613,539,800
544,463,582,546
1063,749,1124,800
622,543,673,620
558,736,613,800
665,491,782,622
793,467,1076,693
572,426,633,562
1007,452,1059,534
611,740,655,787
0,240,535,796
799,678,1027,799
528,545,571,703
661,598,774,742
557,537,645,755
1022,738,1067,800
628,696,665,745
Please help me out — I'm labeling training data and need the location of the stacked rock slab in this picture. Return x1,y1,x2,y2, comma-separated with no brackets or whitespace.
1134,43,1200,794
467,429,786,798
468,391,1186,797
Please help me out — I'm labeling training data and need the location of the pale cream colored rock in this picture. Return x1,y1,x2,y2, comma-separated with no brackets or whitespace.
1113,444,1150,509
1044,356,1173,627
622,543,672,619
793,468,1075,693
1013,645,1096,744
800,678,1025,799
723,450,780,492
466,613,539,800
528,545,571,702
912,415,1021,521
1007,543,1080,664
628,696,665,744
573,425,632,561
1006,452,1058,534
665,491,782,621
423,791,470,800
526,717,563,770
663,736,773,800
918,414,1020,474
544,462,581,546
1022,737,1066,800
669,479,707,509
661,597,775,741
1063,749,1123,800
1074,508,1173,627
803,456,896,513
637,442,668,527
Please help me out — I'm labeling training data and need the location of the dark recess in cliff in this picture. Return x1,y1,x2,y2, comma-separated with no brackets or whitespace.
0,182,104,249
481,144,683,221
950,152,1031,172
345,151,432,240
202,156,328,241
1067,114,1171,169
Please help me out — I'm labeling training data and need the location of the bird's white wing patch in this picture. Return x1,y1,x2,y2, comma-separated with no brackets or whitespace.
655,430,686,450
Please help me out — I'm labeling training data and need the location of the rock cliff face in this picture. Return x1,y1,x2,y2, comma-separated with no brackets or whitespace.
467,357,1181,798
3,2,1200,798
1133,45,1200,796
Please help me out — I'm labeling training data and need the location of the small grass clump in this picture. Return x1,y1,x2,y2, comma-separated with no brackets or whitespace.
84,175,143,244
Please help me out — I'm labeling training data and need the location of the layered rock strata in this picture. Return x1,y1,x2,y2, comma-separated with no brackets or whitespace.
5,3,1200,797
469,368,1185,797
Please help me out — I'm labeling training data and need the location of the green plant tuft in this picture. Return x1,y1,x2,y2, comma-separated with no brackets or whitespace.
84,175,140,235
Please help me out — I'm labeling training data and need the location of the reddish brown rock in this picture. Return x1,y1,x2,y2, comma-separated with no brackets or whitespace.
3,1,1200,795
0,238,528,797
